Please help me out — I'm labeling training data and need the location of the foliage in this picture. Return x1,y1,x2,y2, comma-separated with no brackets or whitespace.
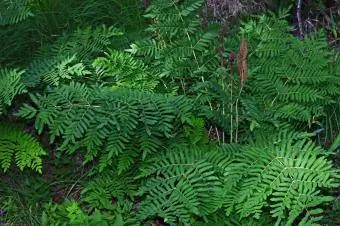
136,145,229,225
0,0,338,225
81,169,137,212
224,131,336,225
42,200,110,226
0,172,51,225
0,124,46,173
239,12,339,129
0,68,26,115
0,0,33,25
22,25,123,88
18,83,195,171
128,0,220,94
92,49,158,91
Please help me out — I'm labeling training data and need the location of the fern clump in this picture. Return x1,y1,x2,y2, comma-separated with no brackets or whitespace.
42,200,110,226
135,145,234,225
128,0,220,94
81,169,137,212
224,131,337,225
0,124,46,173
239,13,340,129
18,82,195,171
23,26,123,88
0,0,338,225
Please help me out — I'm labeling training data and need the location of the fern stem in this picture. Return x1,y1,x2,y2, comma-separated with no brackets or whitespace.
235,86,244,143
180,78,186,94
230,81,233,143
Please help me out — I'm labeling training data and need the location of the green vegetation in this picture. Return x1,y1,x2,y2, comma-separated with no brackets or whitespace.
0,0,339,225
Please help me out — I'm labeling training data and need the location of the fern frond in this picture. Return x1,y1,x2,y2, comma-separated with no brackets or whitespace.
144,0,204,38
0,68,26,115
0,124,46,173
92,49,158,90
128,0,220,95
0,0,33,25
17,83,195,171
137,145,230,225
238,14,339,130
23,26,122,88
223,130,336,224
81,169,137,212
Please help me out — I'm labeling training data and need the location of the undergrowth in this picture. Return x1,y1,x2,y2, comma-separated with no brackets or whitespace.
0,0,339,225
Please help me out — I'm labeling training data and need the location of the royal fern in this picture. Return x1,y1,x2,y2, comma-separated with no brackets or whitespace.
18,82,195,171
240,13,339,129
23,26,123,88
0,124,46,173
135,144,234,225
0,0,33,25
128,0,220,94
223,130,337,225
0,68,26,115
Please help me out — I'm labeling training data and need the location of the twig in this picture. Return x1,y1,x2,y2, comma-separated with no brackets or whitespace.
296,0,304,38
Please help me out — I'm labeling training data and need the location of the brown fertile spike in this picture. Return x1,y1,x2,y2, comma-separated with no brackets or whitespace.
237,39,248,88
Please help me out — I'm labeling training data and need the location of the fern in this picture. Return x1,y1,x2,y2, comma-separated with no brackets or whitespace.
0,0,33,25
136,145,233,225
81,169,137,212
128,0,220,94
0,172,51,225
0,68,26,115
92,49,158,90
23,26,123,88
240,14,339,128
0,124,46,173
0,1,338,225
42,200,110,226
17,82,195,171
223,130,337,225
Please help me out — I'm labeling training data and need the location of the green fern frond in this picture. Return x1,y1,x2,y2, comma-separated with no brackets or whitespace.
92,49,158,90
23,26,123,88
42,200,110,226
23,55,90,87
144,0,204,38
0,0,33,25
81,169,137,212
0,124,46,173
38,25,123,59
137,145,229,225
223,130,337,224
17,82,195,171
237,14,339,130
128,0,219,95
0,68,26,115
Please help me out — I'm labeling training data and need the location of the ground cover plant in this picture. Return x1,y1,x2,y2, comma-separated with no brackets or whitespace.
0,0,339,225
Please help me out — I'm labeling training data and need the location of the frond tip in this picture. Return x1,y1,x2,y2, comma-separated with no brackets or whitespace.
0,125,46,173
